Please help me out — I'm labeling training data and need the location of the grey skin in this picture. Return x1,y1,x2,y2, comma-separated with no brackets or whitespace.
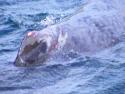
14,0,125,67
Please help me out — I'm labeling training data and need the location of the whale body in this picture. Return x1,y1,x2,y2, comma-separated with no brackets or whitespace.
14,0,125,67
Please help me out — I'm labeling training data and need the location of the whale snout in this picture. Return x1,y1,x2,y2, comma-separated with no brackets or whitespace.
14,31,50,67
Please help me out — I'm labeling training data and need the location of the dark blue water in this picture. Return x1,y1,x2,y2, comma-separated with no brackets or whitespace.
0,0,125,94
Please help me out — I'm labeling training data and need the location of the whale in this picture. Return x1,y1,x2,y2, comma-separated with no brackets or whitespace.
14,1,125,67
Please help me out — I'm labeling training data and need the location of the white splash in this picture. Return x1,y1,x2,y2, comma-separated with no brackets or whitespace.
40,15,55,26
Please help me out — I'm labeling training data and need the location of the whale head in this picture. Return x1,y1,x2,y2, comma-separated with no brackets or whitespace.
14,31,54,67
14,26,68,67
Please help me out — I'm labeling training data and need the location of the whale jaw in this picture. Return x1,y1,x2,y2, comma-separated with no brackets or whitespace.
14,31,51,67
14,42,49,67
14,53,48,67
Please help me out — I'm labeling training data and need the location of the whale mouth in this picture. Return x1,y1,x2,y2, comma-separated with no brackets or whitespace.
14,32,49,67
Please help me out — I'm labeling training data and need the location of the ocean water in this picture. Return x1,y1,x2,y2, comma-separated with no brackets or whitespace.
0,0,125,94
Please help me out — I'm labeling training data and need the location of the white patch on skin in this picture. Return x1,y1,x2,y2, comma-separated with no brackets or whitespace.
57,31,68,50
41,15,55,26
19,56,25,64
45,36,53,51
27,32,33,36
